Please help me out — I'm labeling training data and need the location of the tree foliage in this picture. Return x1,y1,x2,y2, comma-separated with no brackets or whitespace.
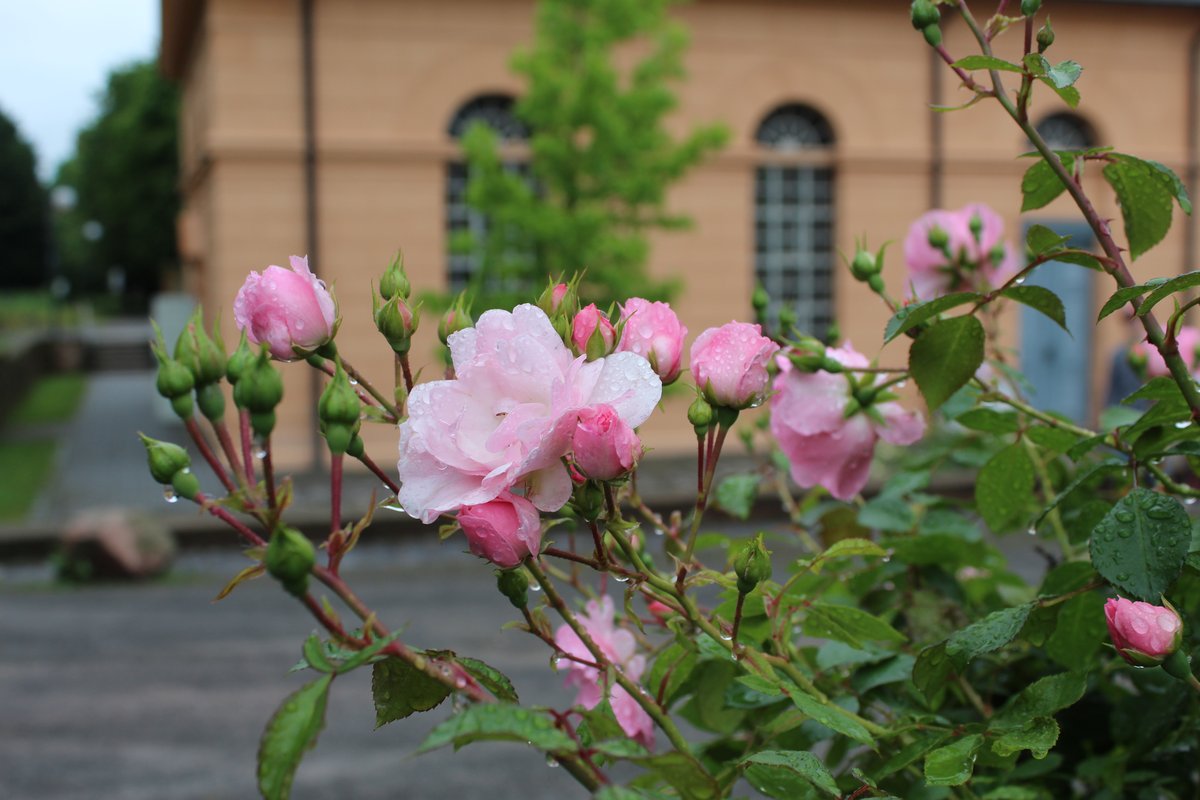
55,61,179,305
0,108,49,288
459,0,728,310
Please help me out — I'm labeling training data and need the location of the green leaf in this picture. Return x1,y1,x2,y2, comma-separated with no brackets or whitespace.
630,752,722,800
1104,156,1176,260
956,408,1020,434
1045,593,1107,670
852,654,916,694
1047,60,1082,88
713,473,760,520
1002,285,1069,333
953,55,1024,73
1097,278,1166,321
945,603,1036,671
876,730,952,779
1026,224,1072,255
1088,487,1191,601
257,674,332,800
924,734,985,786
595,788,664,800
993,671,1087,727
455,656,519,703
976,443,1035,532
1145,159,1193,214
1025,424,1082,454
417,703,575,754
371,657,452,727
858,496,916,532
803,603,906,649
1125,375,1185,404
301,634,337,674
1021,155,1074,211
1136,269,1200,317
808,537,887,573
1039,79,1081,108
884,292,981,343
991,717,1060,759
910,316,985,411
741,750,841,798
780,682,875,746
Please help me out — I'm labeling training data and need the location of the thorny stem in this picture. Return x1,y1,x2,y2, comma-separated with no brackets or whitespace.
678,422,730,591
302,592,362,646
184,417,238,495
262,436,279,511
399,353,414,394
212,419,248,489
340,356,403,421
192,491,266,547
330,453,343,539
355,450,401,495
1021,436,1073,558
955,0,1200,422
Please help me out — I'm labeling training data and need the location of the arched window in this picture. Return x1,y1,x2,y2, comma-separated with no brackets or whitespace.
446,94,529,292
1033,112,1097,151
754,104,836,336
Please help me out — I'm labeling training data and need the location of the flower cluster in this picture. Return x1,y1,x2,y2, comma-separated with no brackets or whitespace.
903,203,1019,300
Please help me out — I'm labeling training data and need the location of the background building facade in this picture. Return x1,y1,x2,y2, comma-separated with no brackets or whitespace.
160,0,1200,467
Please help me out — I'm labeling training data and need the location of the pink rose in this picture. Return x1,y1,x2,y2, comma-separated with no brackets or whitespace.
554,595,654,749
572,304,617,357
456,492,542,569
233,255,337,360
903,204,1019,300
770,344,925,501
397,304,661,523
572,403,642,480
1135,326,1200,378
617,298,688,384
1104,597,1183,666
690,321,780,409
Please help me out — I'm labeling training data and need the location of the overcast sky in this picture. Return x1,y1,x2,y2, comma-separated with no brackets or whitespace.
0,1,159,181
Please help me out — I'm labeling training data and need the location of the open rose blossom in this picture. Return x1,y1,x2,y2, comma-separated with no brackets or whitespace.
770,344,925,501
690,321,780,409
572,404,642,480
554,595,654,749
233,255,337,360
903,203,1020,300
397,304,661,523
1104,597,1183,666
617,298,688,384
456,492,542,569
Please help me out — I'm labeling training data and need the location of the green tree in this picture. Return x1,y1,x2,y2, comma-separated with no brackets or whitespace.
459,0,728,310
0,108,49,288
55,61,179,307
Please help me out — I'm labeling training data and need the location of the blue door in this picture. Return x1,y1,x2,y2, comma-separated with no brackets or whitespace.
1019,221,1095,422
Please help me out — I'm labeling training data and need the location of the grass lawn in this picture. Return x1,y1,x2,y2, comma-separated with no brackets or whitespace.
9,373,87,426
0,440,56,520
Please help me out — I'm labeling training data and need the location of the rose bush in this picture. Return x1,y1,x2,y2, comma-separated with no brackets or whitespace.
142,4,1200,798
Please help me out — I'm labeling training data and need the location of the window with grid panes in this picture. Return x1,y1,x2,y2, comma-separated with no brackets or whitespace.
753,104,835,336
446,95,529,292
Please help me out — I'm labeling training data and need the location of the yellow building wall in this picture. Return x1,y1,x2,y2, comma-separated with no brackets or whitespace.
166,0,1200,468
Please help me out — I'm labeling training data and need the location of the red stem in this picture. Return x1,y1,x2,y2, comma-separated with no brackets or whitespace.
356,451,400,495
212,419,247,486
193,491,266,547
262,436,278,509
239,409,255,487
184,417,238,495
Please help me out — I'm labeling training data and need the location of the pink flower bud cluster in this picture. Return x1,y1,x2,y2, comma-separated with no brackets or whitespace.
903,203,1020,300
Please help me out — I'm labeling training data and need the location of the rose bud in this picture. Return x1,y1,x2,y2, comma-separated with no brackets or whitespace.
572,304,617,359
233,255,338,360
689,321,780,409
457,492,543,569
617,298,688,384
1105,597,1184,667
572,403,643,481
